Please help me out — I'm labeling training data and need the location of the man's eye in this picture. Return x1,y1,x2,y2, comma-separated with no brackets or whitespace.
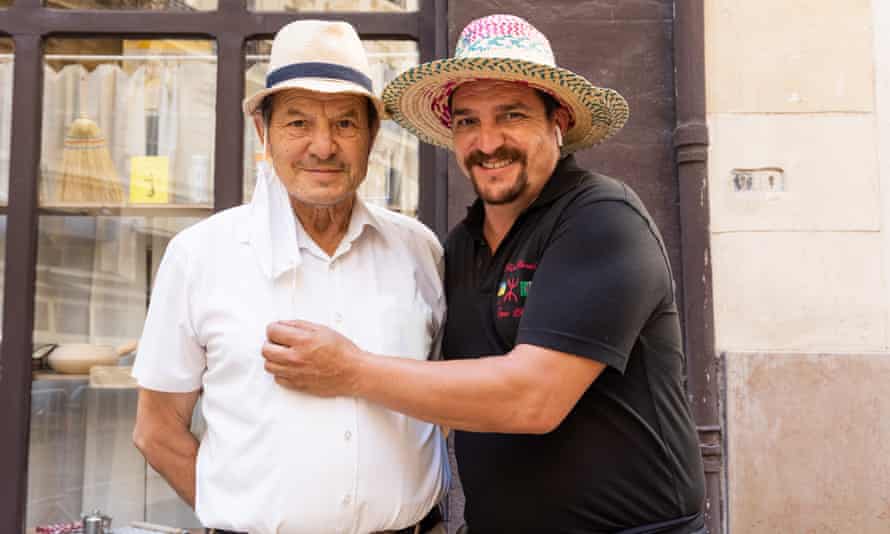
336,119,358,130
289,119,310,129
454,117,477,129
503,112,526,121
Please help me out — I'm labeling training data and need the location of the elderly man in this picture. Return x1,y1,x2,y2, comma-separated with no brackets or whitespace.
263,14,708,534
132,20,448,534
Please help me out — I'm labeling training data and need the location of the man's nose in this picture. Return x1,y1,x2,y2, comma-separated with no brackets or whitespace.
308,122,337,160
477,123,505,155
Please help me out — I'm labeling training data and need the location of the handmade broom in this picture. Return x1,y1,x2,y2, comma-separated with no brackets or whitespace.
56,70,123,203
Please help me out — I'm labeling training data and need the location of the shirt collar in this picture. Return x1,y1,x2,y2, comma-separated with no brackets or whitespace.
464,154,587,242
240,166,382,279
294,195,382,259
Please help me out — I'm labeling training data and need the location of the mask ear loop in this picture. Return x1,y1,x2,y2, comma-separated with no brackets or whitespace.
555,125,564,147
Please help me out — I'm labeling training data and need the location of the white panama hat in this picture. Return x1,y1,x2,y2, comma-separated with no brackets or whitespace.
382,14,629,155
242,19,385,118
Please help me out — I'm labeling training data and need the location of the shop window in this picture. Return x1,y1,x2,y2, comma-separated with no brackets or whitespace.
39,38,216,208
45,0,217,11
249,0,416,12
243,39,420,216
27,37,215,532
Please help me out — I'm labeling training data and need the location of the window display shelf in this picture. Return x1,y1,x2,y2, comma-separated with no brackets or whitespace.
31,201,213,217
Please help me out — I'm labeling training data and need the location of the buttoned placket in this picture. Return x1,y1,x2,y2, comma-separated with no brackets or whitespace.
328,243,360,534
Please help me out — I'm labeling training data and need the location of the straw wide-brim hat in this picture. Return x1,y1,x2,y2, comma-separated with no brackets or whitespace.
382,14,629,155
242,19,385,119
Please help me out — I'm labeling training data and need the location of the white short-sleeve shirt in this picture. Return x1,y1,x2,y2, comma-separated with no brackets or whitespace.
133,172,448,534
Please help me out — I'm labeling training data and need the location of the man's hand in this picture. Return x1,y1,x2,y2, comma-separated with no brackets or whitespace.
262,320,364,397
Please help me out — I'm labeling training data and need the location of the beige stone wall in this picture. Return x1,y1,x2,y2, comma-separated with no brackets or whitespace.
706,1,890,531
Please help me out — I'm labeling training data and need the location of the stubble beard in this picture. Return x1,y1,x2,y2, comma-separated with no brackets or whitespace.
465,146,529,206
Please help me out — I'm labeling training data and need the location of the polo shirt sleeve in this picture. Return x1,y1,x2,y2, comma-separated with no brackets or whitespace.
515,199,670,373
132,239,206,392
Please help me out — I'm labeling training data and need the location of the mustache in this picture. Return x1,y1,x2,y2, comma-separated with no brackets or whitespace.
298,156,348,171
464,146,526,170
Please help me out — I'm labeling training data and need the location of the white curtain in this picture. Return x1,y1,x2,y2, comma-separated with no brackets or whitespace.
35,60,217,346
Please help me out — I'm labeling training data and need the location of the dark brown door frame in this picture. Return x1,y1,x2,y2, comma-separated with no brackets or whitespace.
0,1,448,531
674,1,722,533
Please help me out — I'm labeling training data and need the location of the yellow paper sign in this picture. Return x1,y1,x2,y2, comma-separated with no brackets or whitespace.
130,156,169,203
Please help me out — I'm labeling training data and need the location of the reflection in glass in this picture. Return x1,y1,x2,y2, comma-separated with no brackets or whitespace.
249,0,416,12
40,39,216,207
28,39,216,533
243,40,420,216
0,38,12,203
45,0,217,11
28,216,204,531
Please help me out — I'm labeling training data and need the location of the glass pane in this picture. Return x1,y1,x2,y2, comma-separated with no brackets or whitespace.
27,37,216,533
40,38,216,207
0,38,11,203
28,216,207,532
46,0,217,11
243,39,420,216
249,0,416,12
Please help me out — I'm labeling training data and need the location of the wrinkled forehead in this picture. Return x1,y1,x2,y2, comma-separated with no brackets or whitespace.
270,88,368,116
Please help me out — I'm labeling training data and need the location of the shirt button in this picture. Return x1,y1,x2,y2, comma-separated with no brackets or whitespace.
344,430,352,441
334,312,343,323
342,494,351,506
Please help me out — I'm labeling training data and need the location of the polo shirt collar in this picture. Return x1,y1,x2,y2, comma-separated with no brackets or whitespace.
464,154,587,242
241,167,382,280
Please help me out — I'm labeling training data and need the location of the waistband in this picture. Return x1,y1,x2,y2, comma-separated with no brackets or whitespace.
205,505,443,534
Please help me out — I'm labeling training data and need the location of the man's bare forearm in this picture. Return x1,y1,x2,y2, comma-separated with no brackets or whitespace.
354,351,529,433
263,322,605,435
351,344,602,434
133,389,201,508
139,429,199,508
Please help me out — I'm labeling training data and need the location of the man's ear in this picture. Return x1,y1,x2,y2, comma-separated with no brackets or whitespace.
553,107,571,140
252,113,266,147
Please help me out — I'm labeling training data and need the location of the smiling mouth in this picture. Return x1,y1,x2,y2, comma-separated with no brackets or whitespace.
478,159,515,170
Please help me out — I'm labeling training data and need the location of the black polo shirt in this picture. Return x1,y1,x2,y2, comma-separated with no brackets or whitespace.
442,156,706,533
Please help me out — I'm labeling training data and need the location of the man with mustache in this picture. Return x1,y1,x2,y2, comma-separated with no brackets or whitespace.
264,14,708,534
132,20,448,534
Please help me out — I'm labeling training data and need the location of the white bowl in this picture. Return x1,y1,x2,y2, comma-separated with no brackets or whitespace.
48,344,120,374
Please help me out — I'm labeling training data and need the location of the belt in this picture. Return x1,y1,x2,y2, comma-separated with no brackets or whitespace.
385,505,442,534
206,506,442,534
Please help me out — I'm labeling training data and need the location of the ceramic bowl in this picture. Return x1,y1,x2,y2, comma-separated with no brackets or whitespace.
48,343,121,374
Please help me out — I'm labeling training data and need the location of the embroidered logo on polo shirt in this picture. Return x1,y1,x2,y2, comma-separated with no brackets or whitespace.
496,260,537,319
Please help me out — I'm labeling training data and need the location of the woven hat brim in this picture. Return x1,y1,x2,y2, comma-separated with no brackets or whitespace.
382,57,629,155
243,78,386,119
